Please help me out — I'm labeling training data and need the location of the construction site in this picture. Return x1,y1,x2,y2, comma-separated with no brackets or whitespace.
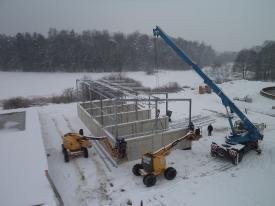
1,26,275,206
75,76,214,166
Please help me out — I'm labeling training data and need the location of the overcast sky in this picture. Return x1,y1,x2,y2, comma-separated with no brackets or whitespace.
0,0,274,52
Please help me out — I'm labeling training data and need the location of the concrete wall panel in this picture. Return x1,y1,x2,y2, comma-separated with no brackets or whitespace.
87,104,136,116
78,101,192,163
104,117,168,138
94,109,151,126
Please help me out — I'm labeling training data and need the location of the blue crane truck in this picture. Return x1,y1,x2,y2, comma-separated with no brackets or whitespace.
153,26,264,165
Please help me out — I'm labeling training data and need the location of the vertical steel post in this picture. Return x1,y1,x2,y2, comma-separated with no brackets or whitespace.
88,85,92,101
88,84,92,110
115,99,118,139
155,99,158,119
100,96,103,126
154,99,159,132
166,93,168,115
135,99,138,120
189,99,192,125
76,79,79,101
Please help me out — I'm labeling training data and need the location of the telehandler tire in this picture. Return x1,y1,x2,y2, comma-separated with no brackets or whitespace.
132,164,143,176
164,167,177,180
64,149,69,162
143,174,156,187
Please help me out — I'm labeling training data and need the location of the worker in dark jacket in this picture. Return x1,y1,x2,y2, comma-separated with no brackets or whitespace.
207,124,213,136
188,121,194,132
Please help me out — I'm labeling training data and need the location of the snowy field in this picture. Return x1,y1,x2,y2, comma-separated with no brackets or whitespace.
0,70,275,206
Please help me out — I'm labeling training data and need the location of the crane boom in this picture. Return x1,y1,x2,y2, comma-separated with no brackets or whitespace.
153,26,263,144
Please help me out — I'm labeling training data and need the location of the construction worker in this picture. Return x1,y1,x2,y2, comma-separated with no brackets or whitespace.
207,124,213,136
156,109,160,118
188,122,194,132
195,128,201,136
117,138,127,158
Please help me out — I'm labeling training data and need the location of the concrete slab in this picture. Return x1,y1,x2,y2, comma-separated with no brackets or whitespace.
0,111,26,133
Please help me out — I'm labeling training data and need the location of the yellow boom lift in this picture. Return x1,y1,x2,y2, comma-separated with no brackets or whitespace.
132,131,201,187
62,129,103,162
62,129,127,162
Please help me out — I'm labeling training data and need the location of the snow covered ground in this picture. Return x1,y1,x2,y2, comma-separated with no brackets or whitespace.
0,70,275,206
0,109,56,206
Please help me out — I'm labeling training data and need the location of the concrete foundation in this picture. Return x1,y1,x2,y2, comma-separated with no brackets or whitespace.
77,101,191,163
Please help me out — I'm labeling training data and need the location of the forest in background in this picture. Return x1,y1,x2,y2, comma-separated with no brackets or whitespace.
0,28,274,81
233,41,275,81
0,28,230,73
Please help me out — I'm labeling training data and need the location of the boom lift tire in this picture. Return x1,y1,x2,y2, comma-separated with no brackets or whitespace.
164,167,177,180
143,174,157,187
64,149,69,162
132,164,143,176
82,147,89,158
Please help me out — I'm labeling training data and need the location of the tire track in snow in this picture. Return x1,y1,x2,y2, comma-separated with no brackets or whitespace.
39,112,81,206
51,117,85,179
62,114,111,206
51,116,91,206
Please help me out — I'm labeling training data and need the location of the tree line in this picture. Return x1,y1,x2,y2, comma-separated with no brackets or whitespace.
0,28,217,72
233,41,275,81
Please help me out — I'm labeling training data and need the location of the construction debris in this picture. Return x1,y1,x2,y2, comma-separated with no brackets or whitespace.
233,95,252,103
199,84,211,94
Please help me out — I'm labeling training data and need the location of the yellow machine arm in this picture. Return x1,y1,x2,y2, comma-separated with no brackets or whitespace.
99,137,126,159
82,135,105,141
100,137,119,157
152,132,199,157
63,133,104,141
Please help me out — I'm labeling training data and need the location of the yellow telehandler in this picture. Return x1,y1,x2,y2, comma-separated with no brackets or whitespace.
132,130,201,187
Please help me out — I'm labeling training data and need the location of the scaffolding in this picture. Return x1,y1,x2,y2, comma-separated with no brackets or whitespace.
76,79,192,138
